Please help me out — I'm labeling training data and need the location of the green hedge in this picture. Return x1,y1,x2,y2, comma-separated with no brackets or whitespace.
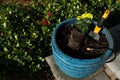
0,0,119,79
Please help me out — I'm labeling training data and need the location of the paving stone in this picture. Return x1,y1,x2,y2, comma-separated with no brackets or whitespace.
105,67,114,77
45,55,95,80
82,76,96,80
95,72,110,80
92,67,105,76
110,74,118,80
105,54,120,79
104,64,119,80
104,64,108,69
45,55,110,80
45,55,84,80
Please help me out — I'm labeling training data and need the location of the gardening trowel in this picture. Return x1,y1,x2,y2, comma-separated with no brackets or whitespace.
89,10,110,40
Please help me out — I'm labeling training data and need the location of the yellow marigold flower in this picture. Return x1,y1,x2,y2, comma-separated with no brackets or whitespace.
81,13,93,19
76,16,81,20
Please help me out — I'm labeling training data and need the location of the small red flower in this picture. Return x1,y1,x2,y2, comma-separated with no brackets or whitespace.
47,11,52,17
42,18,48,26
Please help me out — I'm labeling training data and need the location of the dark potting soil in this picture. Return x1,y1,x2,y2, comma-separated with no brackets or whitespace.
56,25,108,59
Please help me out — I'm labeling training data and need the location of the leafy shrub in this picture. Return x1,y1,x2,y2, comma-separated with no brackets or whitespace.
0,2,54,77
0,0,119,79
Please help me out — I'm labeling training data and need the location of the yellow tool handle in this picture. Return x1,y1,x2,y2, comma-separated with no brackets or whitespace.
94,10,110,34
94,25,102,34
102,10,110,19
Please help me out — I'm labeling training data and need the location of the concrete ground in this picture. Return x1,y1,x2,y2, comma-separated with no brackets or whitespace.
45,55,119,80
105,53,120,79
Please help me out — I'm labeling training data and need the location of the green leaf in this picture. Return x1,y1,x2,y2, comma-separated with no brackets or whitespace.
4,47,8,52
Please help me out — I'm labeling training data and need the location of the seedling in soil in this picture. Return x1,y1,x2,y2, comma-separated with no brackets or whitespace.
68,13,93,50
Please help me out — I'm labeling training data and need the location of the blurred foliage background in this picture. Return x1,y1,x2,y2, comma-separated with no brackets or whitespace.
0,0,120,80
